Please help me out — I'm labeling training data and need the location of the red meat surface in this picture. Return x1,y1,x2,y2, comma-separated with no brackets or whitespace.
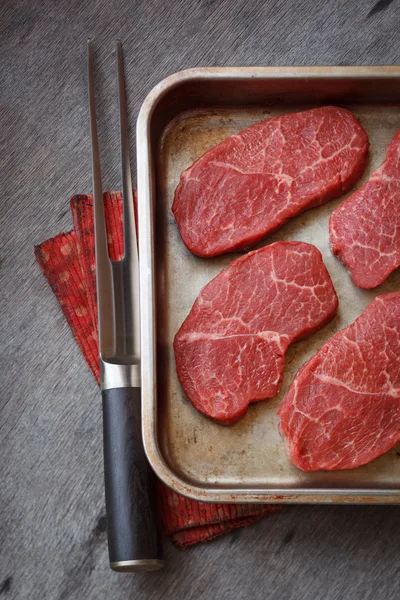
278,292,400,471
329,129,400,288
172,106,369,257
174,242,338,424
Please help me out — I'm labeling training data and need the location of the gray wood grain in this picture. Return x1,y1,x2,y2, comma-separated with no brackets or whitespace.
1,0,399,598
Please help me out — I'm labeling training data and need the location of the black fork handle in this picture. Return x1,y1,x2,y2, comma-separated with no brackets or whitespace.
102,387,163,571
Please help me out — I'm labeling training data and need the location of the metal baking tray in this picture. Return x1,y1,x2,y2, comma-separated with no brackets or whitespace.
137,67,400,504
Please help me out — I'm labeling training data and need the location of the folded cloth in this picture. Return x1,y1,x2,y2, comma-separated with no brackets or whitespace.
34,192,280,549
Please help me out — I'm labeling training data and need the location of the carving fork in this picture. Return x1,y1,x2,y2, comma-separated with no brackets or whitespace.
87,40,163,572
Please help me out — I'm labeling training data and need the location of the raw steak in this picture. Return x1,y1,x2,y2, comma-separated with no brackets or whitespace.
329,129,400,288
278,292,400,471
174,242,338,425
172,106,369,257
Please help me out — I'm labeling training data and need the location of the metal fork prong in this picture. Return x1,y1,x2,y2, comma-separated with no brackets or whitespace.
88,40,115,357
116,41,137,261
116,40,140,362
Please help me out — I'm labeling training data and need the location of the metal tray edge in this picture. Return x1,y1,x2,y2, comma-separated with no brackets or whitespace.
138,65,400,115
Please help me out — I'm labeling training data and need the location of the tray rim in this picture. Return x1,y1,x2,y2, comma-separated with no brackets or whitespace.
136,66,400,504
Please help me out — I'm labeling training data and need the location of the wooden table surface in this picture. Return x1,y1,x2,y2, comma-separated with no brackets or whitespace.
1,1,399,598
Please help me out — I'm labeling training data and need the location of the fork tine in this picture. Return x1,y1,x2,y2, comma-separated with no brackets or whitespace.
116,40,140,362
116,41,137,261
87,40,115,357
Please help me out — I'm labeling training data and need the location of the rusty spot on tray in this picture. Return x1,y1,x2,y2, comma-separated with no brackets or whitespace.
166,119,233,167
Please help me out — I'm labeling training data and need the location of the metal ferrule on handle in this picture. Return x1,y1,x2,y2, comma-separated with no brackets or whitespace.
101,360,141,390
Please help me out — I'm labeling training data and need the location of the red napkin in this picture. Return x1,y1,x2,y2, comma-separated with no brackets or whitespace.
34,192,280,549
